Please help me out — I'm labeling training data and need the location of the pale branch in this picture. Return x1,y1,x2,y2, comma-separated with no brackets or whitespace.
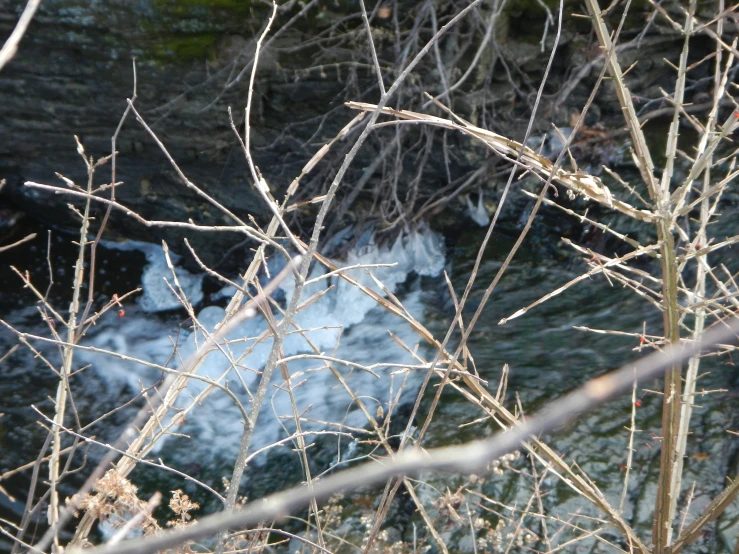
346,101,658,223
77,318,739,554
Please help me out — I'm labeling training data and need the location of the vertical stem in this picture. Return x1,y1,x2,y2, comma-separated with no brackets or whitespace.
584,0,659,196
653,3,694,550
653,222,682,553
619,373,638,515
672,3,725,546
48,150,94,552
582,1,699,550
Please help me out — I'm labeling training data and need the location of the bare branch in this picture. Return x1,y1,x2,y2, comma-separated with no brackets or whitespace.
76,318,739,554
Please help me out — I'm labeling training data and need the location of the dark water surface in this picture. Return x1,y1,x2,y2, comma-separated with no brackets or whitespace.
420,227,739,551
1,219,737,553
1,1,739,551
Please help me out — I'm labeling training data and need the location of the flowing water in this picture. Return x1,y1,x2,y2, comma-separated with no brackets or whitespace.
1,218,737,552
2,1,738,550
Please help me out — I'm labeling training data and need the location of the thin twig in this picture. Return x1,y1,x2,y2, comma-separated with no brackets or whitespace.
76,318,739,554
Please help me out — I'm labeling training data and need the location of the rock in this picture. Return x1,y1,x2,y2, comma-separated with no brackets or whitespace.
0,0,717,268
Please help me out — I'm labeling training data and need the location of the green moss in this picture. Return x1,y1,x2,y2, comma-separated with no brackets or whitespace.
147,32,220,64
137,0,270,64
141,0,332,65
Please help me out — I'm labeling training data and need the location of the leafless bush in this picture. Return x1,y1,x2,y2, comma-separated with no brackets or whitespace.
1,1,739,554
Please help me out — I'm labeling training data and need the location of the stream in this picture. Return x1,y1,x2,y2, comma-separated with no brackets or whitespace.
1,218,737,552
1,1,739,551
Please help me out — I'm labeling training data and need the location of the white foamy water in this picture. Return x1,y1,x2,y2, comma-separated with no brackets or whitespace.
101,240,204,312
81,227,444,467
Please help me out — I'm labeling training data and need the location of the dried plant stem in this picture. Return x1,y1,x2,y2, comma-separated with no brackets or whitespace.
580,0,706,549
619,374,638,514
347,101,657,222
670,475,739,554
275,311,451,553
308,246,650,552
0,232,36,253
218,2,489,548
672,4,726,542
48,142,97,553
263,299,326,548
584,0,658,195
650,2,695,547
77,317,739,554
78,60,137,334
11,4,739,553
64,260,297,549
652,222,682,553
